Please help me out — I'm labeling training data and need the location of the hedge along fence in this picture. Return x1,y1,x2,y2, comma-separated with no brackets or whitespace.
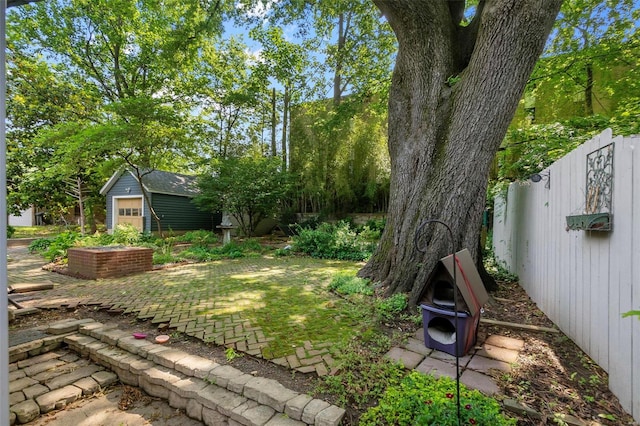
492,129,640,423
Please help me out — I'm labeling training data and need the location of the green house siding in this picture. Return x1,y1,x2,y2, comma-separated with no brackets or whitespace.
150,193,214,232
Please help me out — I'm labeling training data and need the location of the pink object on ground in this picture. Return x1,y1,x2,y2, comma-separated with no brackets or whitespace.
155,335,170,344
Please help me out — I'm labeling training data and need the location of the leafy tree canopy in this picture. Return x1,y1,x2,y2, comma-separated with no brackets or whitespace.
6,0,226,225
194,156,293,236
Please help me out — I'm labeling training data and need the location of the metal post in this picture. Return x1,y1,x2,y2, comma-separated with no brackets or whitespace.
415,219,462,426
1,0,11,420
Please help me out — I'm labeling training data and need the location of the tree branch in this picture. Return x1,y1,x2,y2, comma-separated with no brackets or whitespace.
83,33,117,101
454,0,485,72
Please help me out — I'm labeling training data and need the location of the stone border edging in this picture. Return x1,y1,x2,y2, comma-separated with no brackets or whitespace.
51,318,346,426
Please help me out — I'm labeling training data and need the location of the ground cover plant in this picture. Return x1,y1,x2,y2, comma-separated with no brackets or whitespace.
359,372,516,426
26,219,382,265
317,329,406,410
26,225,268,265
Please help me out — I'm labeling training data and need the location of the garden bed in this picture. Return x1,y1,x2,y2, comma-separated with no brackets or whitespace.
67,246,153,279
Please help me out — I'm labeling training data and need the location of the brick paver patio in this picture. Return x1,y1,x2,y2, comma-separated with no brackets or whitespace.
8,247,356,376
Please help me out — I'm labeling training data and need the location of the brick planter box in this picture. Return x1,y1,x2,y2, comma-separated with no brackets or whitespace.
67,246,153,279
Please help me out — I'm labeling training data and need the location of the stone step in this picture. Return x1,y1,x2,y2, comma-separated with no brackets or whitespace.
8,282,54,293
71,321,345,426
9,318,346,426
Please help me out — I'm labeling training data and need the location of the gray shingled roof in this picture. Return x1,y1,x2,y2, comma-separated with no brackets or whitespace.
100,168,201,197
138,169,200,197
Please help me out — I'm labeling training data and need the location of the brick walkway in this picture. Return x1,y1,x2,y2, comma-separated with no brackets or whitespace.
8,247,349,377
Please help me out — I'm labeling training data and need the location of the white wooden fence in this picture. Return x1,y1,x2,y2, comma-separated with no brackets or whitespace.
493,129,640,423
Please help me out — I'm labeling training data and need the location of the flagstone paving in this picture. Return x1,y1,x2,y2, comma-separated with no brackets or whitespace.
385,328,525,396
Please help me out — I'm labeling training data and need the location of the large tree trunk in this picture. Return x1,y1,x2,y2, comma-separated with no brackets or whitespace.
359,0,562,306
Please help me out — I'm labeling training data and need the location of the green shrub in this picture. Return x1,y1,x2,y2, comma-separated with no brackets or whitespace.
328,274,374,296
239,238,263,253
318,330,404,409
42,231,79,261
216,242,244,258
293,222,334,257
483,231,518,281
153,252,179,265
297,215,322,230
28,237,52,254
483,248,518,282
78,232,115,247
176,242,246,262
292,221,376,261
375,293,408,321
179,246,215,262
358,225,382,242
363,218,386,233
360,372,516,426
138,232,159,244
7,225,16,238
112,223,142,245
177,230,217,247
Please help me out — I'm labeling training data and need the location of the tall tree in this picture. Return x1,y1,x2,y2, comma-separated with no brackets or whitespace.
7,0,223,231
194,156,292,237
358,0,562,305
5,48,101,220
9,0,223,104
308,0,396,106
192,38,270,159
250,26,308,169
289,99,390,214
89,97,196,236
529,0,638,117
240,0,395,192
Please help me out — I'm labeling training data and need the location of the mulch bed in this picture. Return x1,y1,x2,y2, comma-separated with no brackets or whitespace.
482,280,635,426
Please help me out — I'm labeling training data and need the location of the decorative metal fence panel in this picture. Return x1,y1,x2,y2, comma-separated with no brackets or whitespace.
492,129,640,423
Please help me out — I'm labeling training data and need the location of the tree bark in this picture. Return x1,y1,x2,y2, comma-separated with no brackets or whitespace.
585,61,594,115
281,85,289,171
359,0,562,306
271,88,277,157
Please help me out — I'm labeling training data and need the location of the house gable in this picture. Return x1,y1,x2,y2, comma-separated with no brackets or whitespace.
104,171,149,231
102,168,214,232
